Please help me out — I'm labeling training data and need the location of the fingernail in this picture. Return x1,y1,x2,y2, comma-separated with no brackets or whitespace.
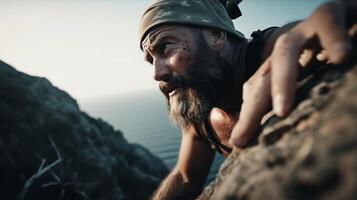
274,95,286,116
316,53,327,62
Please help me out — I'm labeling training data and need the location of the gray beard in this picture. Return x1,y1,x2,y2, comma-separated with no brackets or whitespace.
168,88,211,128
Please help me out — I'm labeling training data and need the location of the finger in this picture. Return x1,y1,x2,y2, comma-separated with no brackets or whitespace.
271,31,305,117
229,59,272,147
313,2,352,64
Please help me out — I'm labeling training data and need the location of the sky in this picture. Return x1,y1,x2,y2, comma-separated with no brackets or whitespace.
0,0,327,102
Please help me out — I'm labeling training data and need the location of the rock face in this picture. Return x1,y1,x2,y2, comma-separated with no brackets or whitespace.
198,63,357,200
0,60,168,200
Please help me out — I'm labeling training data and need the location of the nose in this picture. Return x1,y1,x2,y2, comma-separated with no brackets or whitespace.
153,58,171,81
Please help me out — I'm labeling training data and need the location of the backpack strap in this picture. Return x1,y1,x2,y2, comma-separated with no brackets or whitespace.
193,120,232,155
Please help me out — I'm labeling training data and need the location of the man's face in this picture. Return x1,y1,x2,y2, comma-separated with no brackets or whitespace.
142,25,233,127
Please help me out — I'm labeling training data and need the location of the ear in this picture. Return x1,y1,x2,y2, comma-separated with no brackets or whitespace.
202,28,227,52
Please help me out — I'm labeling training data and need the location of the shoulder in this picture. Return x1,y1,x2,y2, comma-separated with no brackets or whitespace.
209,107,238,137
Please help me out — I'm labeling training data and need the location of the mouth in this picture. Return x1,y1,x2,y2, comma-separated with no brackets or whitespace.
160,82,180,98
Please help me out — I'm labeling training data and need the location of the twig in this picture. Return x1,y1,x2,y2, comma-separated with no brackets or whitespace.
17,158,61,200
17,135,63,200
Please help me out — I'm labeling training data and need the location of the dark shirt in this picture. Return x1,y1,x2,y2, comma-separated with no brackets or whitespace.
196,27,279,155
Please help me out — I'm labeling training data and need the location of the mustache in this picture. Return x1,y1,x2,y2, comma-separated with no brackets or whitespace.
159,74,197,97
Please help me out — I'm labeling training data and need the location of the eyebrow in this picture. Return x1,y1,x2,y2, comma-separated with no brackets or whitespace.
143,35,178,64
149,35,177,52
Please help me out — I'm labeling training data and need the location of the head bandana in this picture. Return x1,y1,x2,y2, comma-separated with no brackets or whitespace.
139,0,245,50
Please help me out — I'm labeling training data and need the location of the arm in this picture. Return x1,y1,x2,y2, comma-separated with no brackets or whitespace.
152,125,215,200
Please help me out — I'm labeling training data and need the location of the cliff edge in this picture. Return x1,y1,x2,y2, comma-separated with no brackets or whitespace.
199,63,357,200
0,60,168,200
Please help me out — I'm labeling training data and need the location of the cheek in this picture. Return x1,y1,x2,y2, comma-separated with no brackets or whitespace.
169,53,193,73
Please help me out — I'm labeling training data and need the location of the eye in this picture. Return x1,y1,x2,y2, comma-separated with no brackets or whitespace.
156,42,172,55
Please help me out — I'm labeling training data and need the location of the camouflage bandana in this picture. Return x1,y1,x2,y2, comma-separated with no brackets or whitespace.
139,0,245,50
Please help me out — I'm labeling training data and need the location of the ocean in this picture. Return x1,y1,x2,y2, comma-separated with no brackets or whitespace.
80,90,224,183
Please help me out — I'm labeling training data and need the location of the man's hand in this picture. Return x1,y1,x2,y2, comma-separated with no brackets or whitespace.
229,1,357,148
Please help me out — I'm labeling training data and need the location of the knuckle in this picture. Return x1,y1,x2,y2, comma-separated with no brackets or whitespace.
243,76,266,93
273,33,299,56
243,81,253,91
276,33,295,46
273,32,306,58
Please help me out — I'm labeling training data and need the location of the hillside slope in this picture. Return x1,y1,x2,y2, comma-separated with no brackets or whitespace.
0,60,168,200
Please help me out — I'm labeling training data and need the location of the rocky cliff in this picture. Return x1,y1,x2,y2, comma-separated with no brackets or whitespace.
0,60,168,200
198,63,357,200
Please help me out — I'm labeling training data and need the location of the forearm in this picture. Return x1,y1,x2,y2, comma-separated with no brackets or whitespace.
151,169,201,200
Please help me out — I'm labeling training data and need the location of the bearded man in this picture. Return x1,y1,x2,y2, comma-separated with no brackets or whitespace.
138,0,356,199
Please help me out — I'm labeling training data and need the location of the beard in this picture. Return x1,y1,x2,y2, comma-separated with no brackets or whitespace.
167,87,211,127
160,40,234,128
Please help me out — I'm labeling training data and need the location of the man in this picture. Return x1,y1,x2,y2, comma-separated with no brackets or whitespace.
138,0,356,199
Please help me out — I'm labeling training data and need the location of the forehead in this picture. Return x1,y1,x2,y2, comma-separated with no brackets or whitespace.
142,25,196,49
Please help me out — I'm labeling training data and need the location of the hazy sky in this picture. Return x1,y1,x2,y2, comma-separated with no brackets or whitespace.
0,0,326,102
